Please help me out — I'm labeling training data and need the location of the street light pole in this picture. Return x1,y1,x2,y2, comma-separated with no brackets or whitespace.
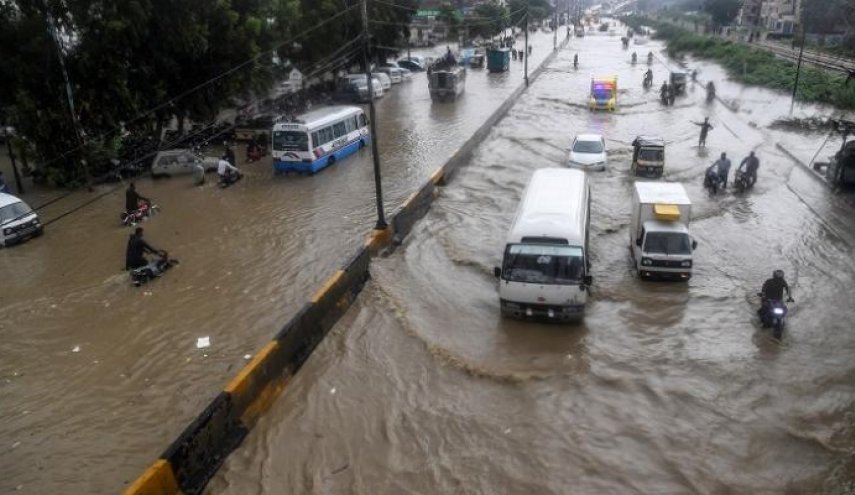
361,0,388,230
524,8,529,87
790,23,806,115
553,7,558,50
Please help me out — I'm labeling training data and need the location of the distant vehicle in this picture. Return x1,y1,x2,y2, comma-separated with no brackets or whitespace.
397,57,426,71
0,193,42,247
376,66,405,83
271,105,369,174
589,76,617,111
468,52,486,68
630,182,697,280
336,75,383,103
346,72,390,91
494,168,593,321
631,136,665,178
428,59,466,102
486,47,511,73
568,133,607,171
634,35,649,45
150,149,218,178
670,71,688,95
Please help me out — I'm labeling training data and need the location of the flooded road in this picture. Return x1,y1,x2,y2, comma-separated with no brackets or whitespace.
0,32,561,493
209,28,855,494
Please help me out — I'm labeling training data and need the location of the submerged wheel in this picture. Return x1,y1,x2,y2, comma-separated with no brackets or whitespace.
773,322,784,340
358,139,365,149
328,155,336,166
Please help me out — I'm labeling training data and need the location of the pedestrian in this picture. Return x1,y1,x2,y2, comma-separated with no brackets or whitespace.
713,152,732,188
512,49,517,61
528,45,532,55
692,117,714,147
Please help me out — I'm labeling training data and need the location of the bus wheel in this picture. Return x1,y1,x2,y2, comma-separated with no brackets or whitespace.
328,156,336,166
359,139,365,149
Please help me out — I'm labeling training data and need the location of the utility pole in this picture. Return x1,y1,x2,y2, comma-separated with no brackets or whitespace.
524,7,529,87
567,1,571,38
361,0,388,230
790,22,806,115
44,0,92,190
553,7,558,50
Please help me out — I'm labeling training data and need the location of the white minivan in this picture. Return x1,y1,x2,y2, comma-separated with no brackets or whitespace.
0,193,42,247
494,168,593,321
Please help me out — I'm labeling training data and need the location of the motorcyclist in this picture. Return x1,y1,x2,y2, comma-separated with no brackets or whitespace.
668,83,676,105
647,51,653,65
217,155,240,184
125,182,150,214
706,81,716,101
125,226,161,271
631,51,637,64
691,69,698,82
713,152,732,188
644,69,653,87
660,82,669,105
738,151,760,187
759,269,792,322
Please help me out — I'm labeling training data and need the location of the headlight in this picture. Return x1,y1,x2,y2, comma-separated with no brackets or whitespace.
641,258,652,266
3,228,11,235
772,308,785,315
680,260,692,268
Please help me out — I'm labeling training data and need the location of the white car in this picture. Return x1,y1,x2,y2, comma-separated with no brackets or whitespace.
151,149,219,178
377,66,403,83
0,193,42,247
568,134,607,171
343,74,385,98
373,72,392,90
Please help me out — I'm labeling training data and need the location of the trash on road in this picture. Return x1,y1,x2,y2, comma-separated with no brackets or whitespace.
72,345,81,353
196,336,210,349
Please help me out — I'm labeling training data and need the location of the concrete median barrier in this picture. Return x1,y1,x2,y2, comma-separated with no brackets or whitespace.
124,38,568,495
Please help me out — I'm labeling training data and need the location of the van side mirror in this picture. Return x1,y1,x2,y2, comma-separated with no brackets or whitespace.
635,238,642,247
583,275,593,286
493,266,501,278
692,239,698,250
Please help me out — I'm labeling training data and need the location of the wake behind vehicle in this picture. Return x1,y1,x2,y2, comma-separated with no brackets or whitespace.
271,106,370,174
589,76,617,111
494,168,593,321
631,136,665,178
630,182,697,280
0,193,42,247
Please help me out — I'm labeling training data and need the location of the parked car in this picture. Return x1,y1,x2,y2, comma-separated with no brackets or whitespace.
568,133,608,171
397,57,425,71
338,75,384,102
376,66,405,83
0,193,42,247
151,149,219,178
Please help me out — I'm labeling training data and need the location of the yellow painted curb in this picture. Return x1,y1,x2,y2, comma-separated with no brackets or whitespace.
122,459,179,495
430,168,445,185
401,191,418,209
364,227,392,252
224,341,280,396
310,270,345,304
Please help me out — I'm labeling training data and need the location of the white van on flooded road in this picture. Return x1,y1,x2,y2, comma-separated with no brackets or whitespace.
0,193,42,247
494,168,593,321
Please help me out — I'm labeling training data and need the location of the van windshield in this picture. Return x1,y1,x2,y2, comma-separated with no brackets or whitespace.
0,202,33,224
638,148,663,161
643,232,691,255
573,140,604,153
503,244,584,285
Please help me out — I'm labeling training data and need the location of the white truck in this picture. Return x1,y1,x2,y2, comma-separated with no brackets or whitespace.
630,182,697,280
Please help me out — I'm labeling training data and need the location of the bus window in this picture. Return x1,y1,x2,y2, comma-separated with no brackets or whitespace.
359,114,367,127
333,122,346,138
273,130,309,151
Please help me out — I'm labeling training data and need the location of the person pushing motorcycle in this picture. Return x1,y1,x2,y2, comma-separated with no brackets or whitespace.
759,270,792,321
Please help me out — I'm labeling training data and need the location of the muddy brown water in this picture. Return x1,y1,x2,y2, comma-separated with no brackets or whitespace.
208,30,855,494
0,33,562,494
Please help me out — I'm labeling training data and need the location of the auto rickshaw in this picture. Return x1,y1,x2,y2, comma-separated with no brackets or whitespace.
631,136,665,178
669,71,688,95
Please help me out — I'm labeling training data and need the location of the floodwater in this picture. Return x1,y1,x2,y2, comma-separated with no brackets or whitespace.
209,27,855,494
0,32,561,493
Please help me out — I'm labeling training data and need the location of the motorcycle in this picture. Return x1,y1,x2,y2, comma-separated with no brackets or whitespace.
703,167,722,195
218,170,243,188
120,200,159,227
733,169,752,192
757,294,793,339
130,251,178,287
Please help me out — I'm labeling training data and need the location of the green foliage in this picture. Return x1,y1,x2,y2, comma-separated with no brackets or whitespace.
701,0,741,28
624,17,855,110
470,2,509,40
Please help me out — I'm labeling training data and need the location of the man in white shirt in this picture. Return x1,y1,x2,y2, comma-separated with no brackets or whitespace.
217,155,240,183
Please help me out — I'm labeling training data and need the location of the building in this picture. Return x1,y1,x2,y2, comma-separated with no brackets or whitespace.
737,0,763,27
759,0,801,35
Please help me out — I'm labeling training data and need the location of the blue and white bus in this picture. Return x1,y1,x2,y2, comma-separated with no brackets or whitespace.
271,106,370,174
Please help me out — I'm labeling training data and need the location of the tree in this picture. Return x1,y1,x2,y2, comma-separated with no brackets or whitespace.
437,3,461,38
507,0,553,26
702,0,742,30
470,2,508,40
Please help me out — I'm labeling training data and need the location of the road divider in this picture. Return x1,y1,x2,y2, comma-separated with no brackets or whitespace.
123,36,570,495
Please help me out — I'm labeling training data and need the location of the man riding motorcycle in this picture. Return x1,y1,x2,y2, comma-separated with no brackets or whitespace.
125,182,150,215
643,69,653,88
706,81,716,102
738,151,760,188
660,82,670,105
647,51,653,65
217,155,241,185
758,269,792,323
